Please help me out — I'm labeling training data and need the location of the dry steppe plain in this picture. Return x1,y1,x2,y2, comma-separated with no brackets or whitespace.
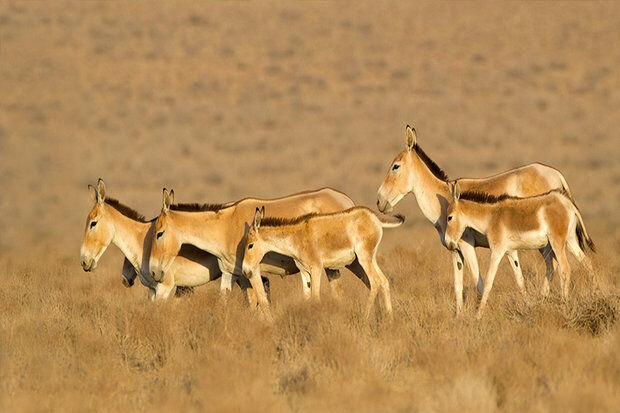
0,2,618,411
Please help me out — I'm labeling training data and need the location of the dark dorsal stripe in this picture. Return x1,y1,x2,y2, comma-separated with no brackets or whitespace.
459,188,568,204
413,144,449,182
260,213,319,227
170,202,235,212
104,198,150,223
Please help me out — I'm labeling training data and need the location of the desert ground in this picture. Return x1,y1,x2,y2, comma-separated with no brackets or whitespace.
0,2,618,411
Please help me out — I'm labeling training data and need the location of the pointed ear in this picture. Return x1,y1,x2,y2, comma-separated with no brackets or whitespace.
451,181,461,201
162,188,173,213
88,184,99,203
260,205,265,219
405,125,417,150
96,178,106,203
253,207,262,229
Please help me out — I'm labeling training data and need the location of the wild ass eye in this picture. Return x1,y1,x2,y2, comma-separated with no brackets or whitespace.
157,231,164,239
392,164,400,171
90,221,98,228
247,243,254,250
448,216,453,222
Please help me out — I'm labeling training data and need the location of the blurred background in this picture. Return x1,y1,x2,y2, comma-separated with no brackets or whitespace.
0,1,618,261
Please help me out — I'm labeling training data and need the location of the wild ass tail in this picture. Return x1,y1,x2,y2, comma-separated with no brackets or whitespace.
573,206,596,253
558,172,577,205
376,213,405,228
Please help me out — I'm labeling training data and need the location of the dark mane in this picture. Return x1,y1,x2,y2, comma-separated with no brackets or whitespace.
459,188,568,204
170,202,235,212
413,144,449,182
459,191,514,204
261,213,319,227
104,198,150,222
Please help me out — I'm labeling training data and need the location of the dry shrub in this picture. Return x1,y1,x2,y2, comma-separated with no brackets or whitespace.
563,294,618,336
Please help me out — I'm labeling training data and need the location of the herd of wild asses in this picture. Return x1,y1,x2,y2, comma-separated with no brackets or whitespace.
80,125,595,319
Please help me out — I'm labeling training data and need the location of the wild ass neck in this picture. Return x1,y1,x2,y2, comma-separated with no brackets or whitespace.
259,226,301,259
107,206,149,269
458,201,493,235
409,151,450,224
171,210,229,257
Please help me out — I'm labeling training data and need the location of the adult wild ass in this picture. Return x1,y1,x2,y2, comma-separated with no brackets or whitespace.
445,181,595,318
80,179,268,301
148,187,356,310
242,207,404,318
377,125,576,315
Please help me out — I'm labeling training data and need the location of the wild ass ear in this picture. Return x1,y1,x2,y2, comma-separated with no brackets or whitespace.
451,181,461,201
162,188,174,213
260,205,265,219
96,178,106,203
88,184,98,203
253,207,262,229
405,125,417,150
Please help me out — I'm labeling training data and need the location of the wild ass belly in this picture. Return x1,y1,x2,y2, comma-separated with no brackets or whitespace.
320,247,356,269
505,230,549,250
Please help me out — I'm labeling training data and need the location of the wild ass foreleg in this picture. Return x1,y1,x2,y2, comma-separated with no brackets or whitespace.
247,272,272,320
451,250,465,316
458,238,484,297
477,249,505,319
220,272,235,293
326,269,343,299
300,270,312,300
506,250,526,297
310,266,325,301
539,245,556,297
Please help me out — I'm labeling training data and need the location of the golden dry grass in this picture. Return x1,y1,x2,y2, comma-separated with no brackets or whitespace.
0,1,619,411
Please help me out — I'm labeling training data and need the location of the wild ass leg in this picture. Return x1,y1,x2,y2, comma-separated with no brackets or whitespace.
459,235,484,296
451,250,465,316
506,250,526,297
247,272,272,319
326,269,343,299
372,258,393,318
550,240,571,300
477,249,505,319
300,270,312,300
310,266,325,301
154,272,176,300
220,272,234,294
539,245,556,297
566,236,597,289
345,257,377,318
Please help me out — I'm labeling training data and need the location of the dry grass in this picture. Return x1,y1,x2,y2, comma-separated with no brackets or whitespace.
1,249,618,412
0,1,619,411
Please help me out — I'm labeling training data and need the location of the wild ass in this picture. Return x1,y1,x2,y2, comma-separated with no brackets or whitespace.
148,187,356,310
79,179,267,301
445,181,595,318
376,125,576,315
242,207,404,317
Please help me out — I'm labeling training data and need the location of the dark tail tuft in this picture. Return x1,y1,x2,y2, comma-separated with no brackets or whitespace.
576,220,596,253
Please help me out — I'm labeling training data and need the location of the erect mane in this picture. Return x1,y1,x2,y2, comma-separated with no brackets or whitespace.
459,188,569,204
104,198,150,222
413,144,449,182
459,191,514,204
170,201,235,212
260,213,319,227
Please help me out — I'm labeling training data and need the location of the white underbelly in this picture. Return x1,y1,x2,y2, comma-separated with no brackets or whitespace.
173,268,212,287
506,230,548,250
321,248,356,269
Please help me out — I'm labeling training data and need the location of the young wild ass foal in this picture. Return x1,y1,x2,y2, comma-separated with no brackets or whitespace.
79,179,267,301
444,182,595,319
148,187,356,309
376,125,577,315
242,207,404,317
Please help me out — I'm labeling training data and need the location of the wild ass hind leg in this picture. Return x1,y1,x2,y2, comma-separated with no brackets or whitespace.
345,257,378,318
459,235,484,297
539,245,556,297
326,269,343,299
550,239,571,300
477,248,506,320
451,250,466,316
371,257,393,318
566,236,597,290
506,250,526,297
